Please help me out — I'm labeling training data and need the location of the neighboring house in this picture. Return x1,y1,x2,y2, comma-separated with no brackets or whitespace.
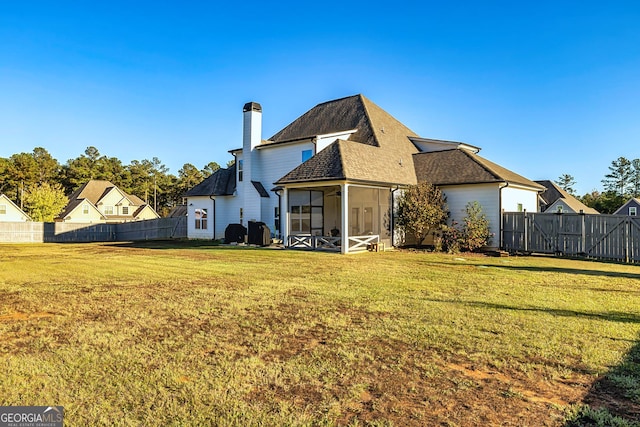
57,180,160,223
185,94,544,252
613,197,640,216
536,180,599,214
0,194,32,222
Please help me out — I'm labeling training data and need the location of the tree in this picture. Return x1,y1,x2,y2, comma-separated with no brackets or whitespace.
31,147,60,184
178,163,204,191
555,174,577,195
226,159,236,168
395,182,448,246
5,152,39,206
61,146,103,193
630,159,640,198
22,182,68,222
202,161,221,177
602,156,632,196
580,190,624,214
0,157,9,194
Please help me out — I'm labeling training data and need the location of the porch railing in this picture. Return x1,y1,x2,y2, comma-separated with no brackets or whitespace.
287,234,379,252
348,235,379,251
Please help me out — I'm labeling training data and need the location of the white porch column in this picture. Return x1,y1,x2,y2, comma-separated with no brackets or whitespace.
341,183,349,254
282,188,289,247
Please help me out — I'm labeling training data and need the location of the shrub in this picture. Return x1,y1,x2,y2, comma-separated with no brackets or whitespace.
459,201,492,252
396,182,448,247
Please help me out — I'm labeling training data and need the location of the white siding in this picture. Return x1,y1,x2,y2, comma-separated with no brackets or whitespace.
440,183,501,246
187,197,215,239
187,195,244,240
315,130,357,152
501,185,538,213
254,142,316,234
0,197,30,222
64,204,105,223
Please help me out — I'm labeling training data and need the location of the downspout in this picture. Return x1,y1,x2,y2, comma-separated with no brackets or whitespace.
276,191,282,239
209,195,216,241
390,186,400,248
498,182,510,249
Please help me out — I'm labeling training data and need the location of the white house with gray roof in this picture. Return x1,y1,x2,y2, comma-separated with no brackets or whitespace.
185,95,544,252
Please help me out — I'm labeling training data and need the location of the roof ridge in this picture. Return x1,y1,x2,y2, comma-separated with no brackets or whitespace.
358,95,381,147
313,94,361,108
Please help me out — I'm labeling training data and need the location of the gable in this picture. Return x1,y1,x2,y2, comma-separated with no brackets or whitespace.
0,194,32,221
61,199,106,221
614,197,640,215
98,186,133,207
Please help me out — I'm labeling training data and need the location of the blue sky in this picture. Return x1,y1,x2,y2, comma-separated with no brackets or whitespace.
1,1,639,195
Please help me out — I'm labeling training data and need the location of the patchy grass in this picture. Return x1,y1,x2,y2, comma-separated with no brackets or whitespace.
1,242,640,426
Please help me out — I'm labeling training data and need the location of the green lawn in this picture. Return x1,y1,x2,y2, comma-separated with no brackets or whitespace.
1,242,639,426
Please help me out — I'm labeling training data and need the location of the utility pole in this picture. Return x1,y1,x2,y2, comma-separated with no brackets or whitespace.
154,173,157,212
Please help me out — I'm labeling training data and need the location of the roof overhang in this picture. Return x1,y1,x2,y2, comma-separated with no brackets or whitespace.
409,137,481,154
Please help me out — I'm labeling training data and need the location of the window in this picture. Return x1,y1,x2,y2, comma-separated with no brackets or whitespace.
517,203,523,212
0,205,6,215
104,206,114,215
274,206,280,234
630,207,637,216
289,190,324,235
239,208,243,225
82,204,89,215
122,206,129,215
238,160,244,182
195,208,208,229
556,205,563,213
302,149,313,162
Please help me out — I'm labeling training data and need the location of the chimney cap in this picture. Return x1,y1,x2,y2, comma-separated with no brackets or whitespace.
243,102,262,113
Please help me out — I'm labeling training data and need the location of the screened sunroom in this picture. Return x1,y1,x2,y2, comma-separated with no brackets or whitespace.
281,183,392,253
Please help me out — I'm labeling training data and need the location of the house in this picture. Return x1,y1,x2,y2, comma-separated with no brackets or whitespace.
536,180,599,214
185,95,544,252
0,194,32,222
57,180,160,223
613,197,640,216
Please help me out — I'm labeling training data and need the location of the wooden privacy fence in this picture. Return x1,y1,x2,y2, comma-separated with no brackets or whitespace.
0,216,187,243
502,212,640,263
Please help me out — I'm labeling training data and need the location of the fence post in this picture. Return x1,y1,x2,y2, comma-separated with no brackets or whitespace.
580,210,586,256
626,217,630,264
523,210,528,253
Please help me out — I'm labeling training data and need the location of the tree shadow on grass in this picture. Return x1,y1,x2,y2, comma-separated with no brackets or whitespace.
452,300,640,325
424,297,640,424
427,260,640,281
565,337,640,425
470,302,640,422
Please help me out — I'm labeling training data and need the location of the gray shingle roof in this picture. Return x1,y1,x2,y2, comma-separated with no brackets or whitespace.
413,149,545,189
536,180,599,213
183,165,236,196
275,95,419,185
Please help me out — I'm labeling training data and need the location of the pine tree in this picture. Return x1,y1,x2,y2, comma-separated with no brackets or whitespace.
555,174,577,195
602,157,632,196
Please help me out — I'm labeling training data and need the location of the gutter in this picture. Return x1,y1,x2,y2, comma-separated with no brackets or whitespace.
209,195,216,241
